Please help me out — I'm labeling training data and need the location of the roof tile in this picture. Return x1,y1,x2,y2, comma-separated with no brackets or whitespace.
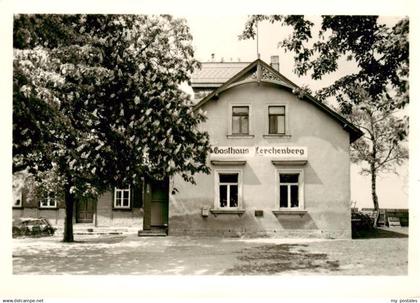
191,62,251,85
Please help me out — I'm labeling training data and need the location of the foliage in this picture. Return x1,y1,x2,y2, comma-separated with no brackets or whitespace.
344,101,408,176
343,94,408,214
240,15,409,112
13,14,211,241
343,96,408,214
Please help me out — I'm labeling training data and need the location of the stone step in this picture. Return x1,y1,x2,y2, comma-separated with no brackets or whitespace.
138,229,168,237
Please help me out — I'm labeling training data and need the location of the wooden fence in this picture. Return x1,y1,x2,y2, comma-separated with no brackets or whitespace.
359,208,409,227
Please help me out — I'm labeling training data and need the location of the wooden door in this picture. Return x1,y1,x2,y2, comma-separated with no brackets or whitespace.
150,179,169,227
77,198,95,223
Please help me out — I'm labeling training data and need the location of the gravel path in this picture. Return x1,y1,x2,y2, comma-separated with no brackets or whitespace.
13,229,408,275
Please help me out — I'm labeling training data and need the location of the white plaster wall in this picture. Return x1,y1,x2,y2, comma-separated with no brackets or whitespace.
170,82,351,238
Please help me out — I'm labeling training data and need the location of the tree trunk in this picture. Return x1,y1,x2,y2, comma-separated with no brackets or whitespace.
369,119,380,228
370,163,380,227
63,184,75,242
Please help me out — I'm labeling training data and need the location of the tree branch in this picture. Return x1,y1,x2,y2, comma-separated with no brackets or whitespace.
376,143,396,169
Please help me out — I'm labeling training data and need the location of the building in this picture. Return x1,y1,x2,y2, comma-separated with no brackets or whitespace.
12,172,145,227
13,57,362,238
168,57,362,238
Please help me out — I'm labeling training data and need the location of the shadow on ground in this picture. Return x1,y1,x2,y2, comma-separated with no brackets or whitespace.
225,244,340,275
352,228,408,239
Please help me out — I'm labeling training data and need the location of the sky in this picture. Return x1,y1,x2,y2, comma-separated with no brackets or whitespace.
182,15,409,210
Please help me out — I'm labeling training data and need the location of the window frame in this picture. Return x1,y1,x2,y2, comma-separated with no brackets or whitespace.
214,169,243,210
114,187,131,209
265,104,288,137
275,168,305,210
228,104,253,137
268,105,286,135
39,192,57,209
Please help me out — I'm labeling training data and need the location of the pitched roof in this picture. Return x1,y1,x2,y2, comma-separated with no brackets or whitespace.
193,59,363,143
191,62,251,87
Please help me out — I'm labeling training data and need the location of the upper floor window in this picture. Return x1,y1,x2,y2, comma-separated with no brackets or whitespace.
268,106,286,135
40,192,57,208
232,106,249,135
114,187,130,209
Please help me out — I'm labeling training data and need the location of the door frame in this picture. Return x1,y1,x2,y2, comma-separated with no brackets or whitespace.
76,197,96,224
143,177,169,230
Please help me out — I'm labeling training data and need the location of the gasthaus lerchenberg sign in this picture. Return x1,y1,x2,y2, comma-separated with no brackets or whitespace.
210,146,308,159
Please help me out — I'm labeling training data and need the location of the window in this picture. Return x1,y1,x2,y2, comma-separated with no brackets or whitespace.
268,106,286,134
232,106,249,135
214,170,243,210
13,190,22,208
40,192,57,208
219,173,239,208
277,170,304,209
114,187,130,209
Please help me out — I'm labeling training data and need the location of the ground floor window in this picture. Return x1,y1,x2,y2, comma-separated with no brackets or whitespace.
277,169,304,209
114,187,130,209
13,190,22,208
215,170,242,209
40,192,57,208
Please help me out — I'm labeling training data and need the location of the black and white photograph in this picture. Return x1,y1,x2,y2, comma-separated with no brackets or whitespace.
1,0,419,301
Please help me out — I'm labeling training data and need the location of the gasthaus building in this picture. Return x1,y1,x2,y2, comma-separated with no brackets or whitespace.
168,56,363,239
13,56,362,238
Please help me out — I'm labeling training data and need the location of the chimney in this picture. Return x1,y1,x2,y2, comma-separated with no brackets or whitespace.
270,55,279,72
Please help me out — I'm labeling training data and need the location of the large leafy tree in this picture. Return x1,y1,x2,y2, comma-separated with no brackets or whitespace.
240,15,409,217
13,14,211,242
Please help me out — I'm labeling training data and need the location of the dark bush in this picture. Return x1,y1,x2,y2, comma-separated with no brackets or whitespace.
352,211,374,238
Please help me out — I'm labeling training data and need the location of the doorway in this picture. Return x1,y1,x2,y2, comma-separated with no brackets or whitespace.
150,179,169,227
143,177,169,230
76,197,95,223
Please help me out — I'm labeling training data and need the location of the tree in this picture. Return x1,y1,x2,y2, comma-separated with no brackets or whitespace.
13,14,211,242
343,96,408,225
240,15,409,112
240,15,409,219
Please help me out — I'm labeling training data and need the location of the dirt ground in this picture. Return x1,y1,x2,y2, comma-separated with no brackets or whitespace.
12,227,408,275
